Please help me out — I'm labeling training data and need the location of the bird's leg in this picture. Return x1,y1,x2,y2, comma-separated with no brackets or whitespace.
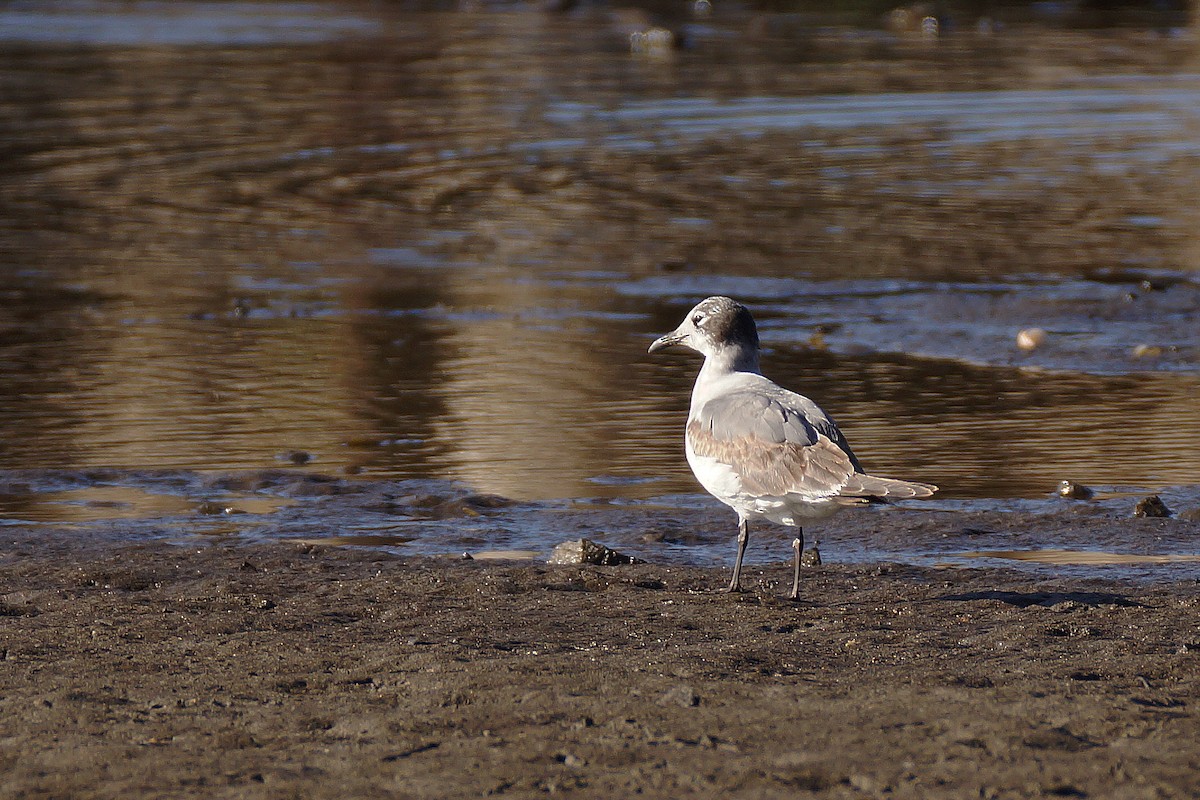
789,527,804,600
724,518,749,593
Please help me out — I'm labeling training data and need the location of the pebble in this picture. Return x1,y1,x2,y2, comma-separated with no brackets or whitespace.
1056,480,1094,500
1016,328,1047,351
1132,344,1163,359
547,539,643,566
1134,495,1171,518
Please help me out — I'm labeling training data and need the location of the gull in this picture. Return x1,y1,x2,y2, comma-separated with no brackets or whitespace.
648,296,936,598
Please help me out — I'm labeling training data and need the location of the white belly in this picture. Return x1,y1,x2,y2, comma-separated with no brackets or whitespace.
685,436,843,526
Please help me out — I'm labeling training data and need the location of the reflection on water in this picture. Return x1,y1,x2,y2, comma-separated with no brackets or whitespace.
0,485,194,523
1,3,1198,514
0,483,296,524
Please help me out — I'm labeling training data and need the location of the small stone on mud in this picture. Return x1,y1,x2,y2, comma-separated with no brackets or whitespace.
276,450,313,465
1134,495,1171,518
1131,344,1163,359
547,539,643,566
801,543,822,567
1056,480,1094,500
658,685,700,708
1016,327,1047,351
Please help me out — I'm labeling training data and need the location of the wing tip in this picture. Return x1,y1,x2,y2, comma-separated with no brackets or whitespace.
847,475,938,499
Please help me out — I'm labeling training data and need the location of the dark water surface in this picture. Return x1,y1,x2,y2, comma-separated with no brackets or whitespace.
1,2,1198,569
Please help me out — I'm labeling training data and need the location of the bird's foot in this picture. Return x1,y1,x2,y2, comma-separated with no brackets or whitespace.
719,584,746,594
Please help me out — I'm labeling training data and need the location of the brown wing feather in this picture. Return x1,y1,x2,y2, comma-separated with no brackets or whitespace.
688,420,857,499
688,420,938,500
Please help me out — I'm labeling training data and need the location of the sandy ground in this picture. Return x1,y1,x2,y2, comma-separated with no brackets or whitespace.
2,528,1199,799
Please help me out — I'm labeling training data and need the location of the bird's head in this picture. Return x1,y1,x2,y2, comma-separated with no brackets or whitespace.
648,296,760,363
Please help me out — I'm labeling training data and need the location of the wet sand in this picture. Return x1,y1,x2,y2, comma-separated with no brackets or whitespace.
3,522,1198,799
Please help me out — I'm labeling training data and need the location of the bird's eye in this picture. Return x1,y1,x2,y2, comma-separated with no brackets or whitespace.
691,314,703,326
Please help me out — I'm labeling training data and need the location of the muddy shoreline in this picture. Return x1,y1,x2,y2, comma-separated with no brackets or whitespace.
2,524,1198,799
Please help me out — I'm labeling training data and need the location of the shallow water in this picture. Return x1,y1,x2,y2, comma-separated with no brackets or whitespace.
1,2,1198,571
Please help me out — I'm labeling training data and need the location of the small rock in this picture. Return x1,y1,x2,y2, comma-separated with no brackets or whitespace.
801,542,822,567
547,539,643,566
658,684,700,708
276,450,313,465
1057,480,1094,500
1016,327,1047,351
1134,495,1171,518
1132,344,1163,359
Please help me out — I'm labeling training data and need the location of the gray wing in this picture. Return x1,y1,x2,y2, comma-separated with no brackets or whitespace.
701,386,864,469
689,387,936,501
688,389,859,499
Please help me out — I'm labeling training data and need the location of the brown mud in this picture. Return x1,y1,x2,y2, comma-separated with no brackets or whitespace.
2,527,1198,799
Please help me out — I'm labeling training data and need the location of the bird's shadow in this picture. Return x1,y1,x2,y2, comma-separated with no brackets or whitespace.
938,590,1144,609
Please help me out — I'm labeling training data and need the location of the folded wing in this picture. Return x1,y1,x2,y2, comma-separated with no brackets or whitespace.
688,389,936,501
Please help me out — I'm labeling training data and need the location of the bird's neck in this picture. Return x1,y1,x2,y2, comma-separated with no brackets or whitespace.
690,347,761,420
698,346,761,381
